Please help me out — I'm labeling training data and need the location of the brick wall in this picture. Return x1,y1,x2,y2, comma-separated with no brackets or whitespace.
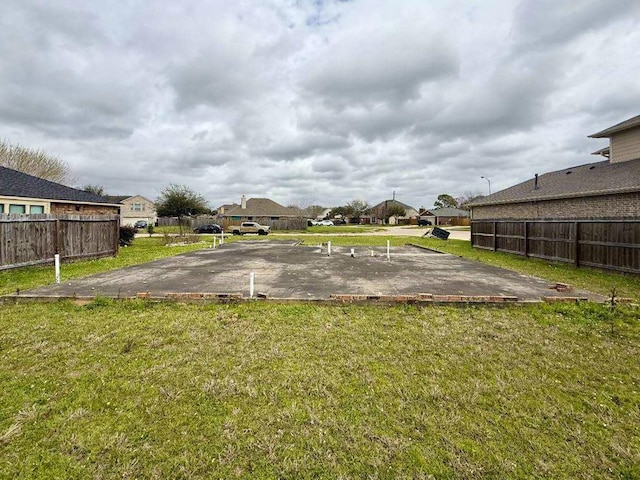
471,192,640,220
51,203,119,215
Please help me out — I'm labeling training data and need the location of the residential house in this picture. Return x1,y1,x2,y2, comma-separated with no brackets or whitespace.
468,114,640,220
419,207,470,226
368,199,419,225
217,195,303,228
0,166,120,215
107,195,157,226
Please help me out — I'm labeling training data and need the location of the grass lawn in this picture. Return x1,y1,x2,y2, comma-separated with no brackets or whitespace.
0,238,214,296
1,300,638,478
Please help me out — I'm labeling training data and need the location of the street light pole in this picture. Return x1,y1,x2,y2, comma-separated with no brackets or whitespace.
481,176,491,195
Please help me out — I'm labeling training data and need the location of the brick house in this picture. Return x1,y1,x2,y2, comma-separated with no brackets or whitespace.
419,207,470,226
468,115,640,220
0,166,120,215
107,195,157,226
217,195,302,225
368,199,419,225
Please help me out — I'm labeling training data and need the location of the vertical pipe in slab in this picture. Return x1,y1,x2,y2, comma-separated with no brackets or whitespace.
213,237,217,249
54,254,61,284
220,233,224,245
249,272,255,298
386,240,390,260
327,241,331,256
350,248,355,257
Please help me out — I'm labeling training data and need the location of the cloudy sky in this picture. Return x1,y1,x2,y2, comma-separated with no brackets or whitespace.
1,0,639,210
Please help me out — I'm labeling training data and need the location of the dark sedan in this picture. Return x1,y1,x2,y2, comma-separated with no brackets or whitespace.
193,224,223,234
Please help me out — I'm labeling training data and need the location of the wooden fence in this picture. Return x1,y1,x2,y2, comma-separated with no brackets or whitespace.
471,219,640,274
0,214,119,270
220,217,307,231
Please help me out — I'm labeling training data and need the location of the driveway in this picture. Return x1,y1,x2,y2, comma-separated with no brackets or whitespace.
21,240,599,302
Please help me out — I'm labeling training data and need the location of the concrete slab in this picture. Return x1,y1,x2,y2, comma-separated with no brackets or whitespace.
17,240,602,302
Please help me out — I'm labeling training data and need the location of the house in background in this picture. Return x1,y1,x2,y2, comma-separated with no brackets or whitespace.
369,199,419,225
419,207,470,226
468,114,640,220
217,195,303,229
0,166,120,215
107,195,157,226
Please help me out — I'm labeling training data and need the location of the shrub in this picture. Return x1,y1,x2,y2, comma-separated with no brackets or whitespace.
119,225,136,246
147,224,155,236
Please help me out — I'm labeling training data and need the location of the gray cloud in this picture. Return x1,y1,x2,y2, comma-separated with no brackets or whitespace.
0,0,638,210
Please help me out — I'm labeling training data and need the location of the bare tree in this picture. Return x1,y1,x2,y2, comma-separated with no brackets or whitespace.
0,139,71,184
83,185,107,196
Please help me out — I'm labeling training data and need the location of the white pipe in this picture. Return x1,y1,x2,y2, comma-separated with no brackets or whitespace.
386,240,390,260
213,237,217,249
371,249,374,257
220,233,224,245
327,241,331,256
350,248,355,257
54,254,60,283
249,271,255,298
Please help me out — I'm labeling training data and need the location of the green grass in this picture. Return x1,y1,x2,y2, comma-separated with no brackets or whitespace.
306,225,385,234
1,300,638,478
0,237,213,296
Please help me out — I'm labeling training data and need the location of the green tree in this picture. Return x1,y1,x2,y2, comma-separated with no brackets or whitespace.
434,194,458,209
345,199,370,220
155,184,210,234
385,204,406,222
0,139,71,184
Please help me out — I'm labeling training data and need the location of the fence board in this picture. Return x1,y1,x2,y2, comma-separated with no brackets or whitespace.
0,214,119,270
471,219,640,274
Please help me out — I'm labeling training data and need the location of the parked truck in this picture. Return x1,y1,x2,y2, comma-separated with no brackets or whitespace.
231,221,270,236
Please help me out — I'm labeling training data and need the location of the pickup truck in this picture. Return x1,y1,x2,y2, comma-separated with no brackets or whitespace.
231,221,270,236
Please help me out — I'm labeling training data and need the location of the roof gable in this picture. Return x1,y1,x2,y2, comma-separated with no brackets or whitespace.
0,166,117,205
222,198,300,217
589,115,640,138
370,199,417,212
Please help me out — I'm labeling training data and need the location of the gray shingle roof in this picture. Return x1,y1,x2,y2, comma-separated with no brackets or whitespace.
0,166,117,204
105,195,130,203
468,158,640,207
589,115,640,138
370,199,417,213
221,198,300,217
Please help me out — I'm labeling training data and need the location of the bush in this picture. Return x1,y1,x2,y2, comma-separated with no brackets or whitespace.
119,225,136,246
147,224,155,236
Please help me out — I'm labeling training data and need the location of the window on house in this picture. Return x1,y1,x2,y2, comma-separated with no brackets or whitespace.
0,204,4,213
132,203,144,211
9,204,26,214
29,205,45,214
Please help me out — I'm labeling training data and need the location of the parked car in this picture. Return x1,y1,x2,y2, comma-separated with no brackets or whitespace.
231,222,270,235
317,220,334,226
193,224,223,234
332,218,346,225
307,219,320,227
134,220,148,229
418,219,433,226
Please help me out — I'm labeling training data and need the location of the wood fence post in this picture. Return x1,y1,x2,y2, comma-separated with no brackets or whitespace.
574,221,580,267
55,219,62,255
493,221,497,252
114,217,119,255
524,221,528,257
